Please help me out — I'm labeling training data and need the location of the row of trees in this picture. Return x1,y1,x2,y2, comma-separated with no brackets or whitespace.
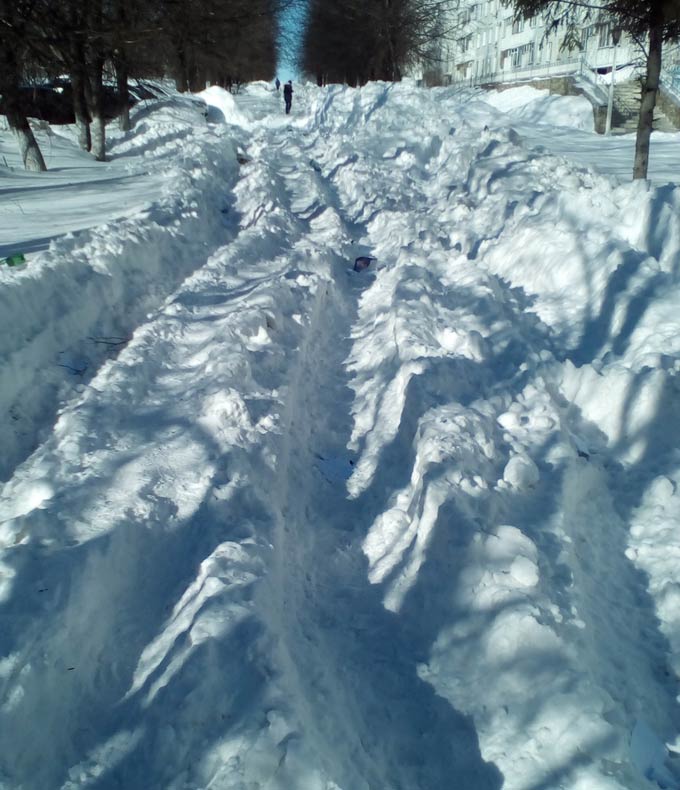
300,0,455,86
299,0,680,179
0,0,283,169
2,0,679,179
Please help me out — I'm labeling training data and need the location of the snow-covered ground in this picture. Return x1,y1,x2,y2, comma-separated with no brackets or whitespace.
2,80,680,789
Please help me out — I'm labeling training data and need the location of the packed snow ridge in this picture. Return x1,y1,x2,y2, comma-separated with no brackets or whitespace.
1,80,680,790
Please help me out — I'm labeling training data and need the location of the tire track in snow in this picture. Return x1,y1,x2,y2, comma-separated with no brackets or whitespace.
269,89,680,788
256,122,503,788
0,124,345,789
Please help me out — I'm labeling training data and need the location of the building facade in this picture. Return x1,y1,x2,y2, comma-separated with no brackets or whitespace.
433,2,638,87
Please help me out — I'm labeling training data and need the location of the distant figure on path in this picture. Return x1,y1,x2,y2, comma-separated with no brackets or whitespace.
275,77,280,91
284,80,293,114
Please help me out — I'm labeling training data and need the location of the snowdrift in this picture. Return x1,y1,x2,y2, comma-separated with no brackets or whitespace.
0,95,240,479
2,80,680,790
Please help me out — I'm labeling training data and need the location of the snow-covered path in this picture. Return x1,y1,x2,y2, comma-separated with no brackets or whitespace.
2,81,680,789
253,105,503,789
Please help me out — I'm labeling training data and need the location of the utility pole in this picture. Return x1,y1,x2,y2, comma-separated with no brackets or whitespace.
605,26,622,135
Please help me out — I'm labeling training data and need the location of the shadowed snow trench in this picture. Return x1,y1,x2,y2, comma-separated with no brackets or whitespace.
2,82,680,790
249,122,503,789
0,92,499,790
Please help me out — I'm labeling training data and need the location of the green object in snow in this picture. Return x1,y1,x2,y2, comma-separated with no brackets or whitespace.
4,253,26,267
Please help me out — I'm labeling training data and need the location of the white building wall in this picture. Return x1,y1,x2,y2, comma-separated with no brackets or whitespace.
439,1,638,86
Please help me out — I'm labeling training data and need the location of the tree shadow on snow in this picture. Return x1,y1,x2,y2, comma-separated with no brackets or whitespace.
0,409,280,788
339,260,680,788
264,282,508,789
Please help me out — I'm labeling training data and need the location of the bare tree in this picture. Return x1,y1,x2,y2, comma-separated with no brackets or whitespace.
0,0,47,169
151,0,282,92
301,0,457,85
1,0,287,168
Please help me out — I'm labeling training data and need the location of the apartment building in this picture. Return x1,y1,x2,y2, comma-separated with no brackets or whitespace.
434,1,638,86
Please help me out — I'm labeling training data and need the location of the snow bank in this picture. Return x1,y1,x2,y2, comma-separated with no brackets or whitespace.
197,85,252,127
483,84,551,112
3,78,680,790
512,93,595,130
483,85,595,131
0,95,240,479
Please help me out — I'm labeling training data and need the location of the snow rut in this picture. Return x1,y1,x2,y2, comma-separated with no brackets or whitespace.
0,123,335,789
2,84,680,790
252,114,504,789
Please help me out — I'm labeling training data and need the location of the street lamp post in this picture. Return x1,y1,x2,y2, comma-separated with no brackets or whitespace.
605,26,623,135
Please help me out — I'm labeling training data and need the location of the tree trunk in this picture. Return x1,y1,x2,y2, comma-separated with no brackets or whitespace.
115,53,131,132
90,114,106,161
9,111,47,171
113,0,131,132
190,63,207,93
70,63,92,151
174,43,190,92
85,56,106,161
0,49,46,171
633,24,663,180
83,0,106,161
383,0,400,82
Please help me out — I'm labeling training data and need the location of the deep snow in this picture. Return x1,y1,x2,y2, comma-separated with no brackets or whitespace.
2,80,680,789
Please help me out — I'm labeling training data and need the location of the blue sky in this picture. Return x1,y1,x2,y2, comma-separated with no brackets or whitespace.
277,1,306,82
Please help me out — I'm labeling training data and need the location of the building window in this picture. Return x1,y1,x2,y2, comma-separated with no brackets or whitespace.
500,43,534,69
598,22,613,47
512,17,524,34
502,47,522,68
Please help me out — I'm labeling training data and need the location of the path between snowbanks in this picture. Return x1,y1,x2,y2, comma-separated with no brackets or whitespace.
0,102,329,788
1,82,680,790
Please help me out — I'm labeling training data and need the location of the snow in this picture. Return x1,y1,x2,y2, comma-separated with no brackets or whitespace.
198,86,252,128
484,85,595,131
2,80,680,789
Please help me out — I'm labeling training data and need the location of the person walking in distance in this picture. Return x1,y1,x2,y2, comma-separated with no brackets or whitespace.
275,77,280,91
283,80,293,114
